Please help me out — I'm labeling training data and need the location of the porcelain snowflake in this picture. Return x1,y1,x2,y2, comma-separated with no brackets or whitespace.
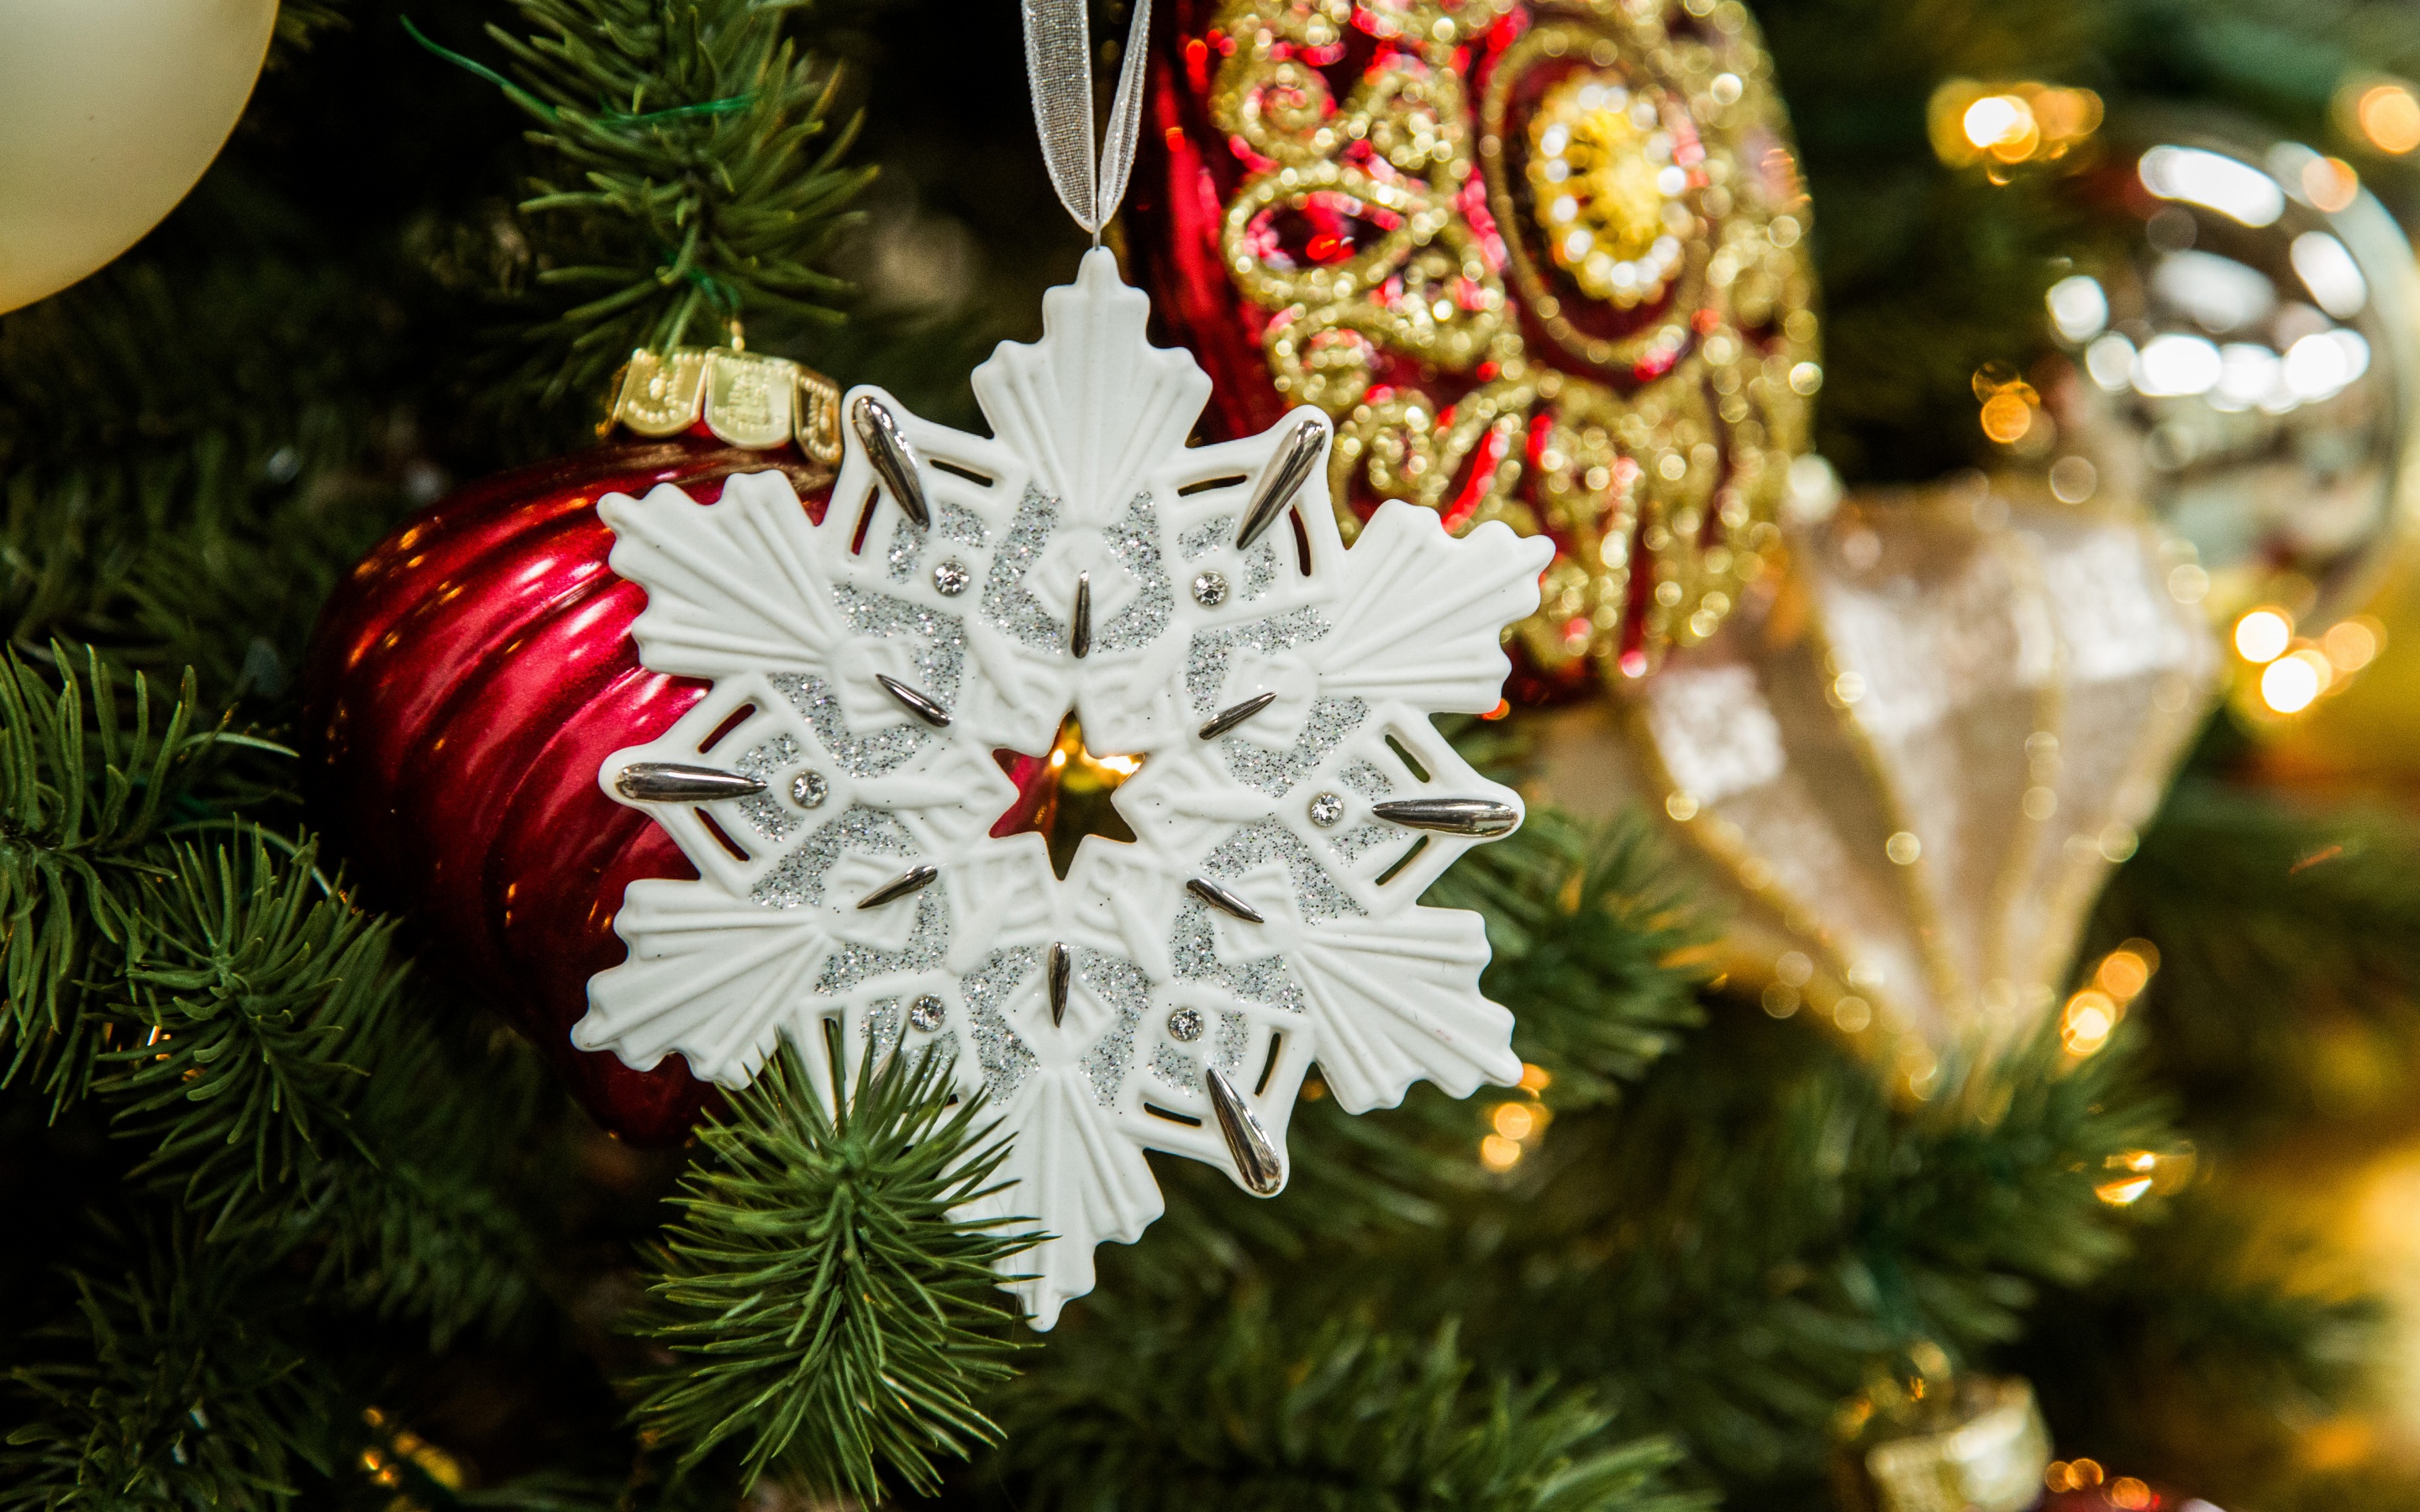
579,250,1551,1327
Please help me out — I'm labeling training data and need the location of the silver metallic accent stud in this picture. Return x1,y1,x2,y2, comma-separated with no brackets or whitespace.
1186,876,1264,923
1167,1007,1203,1042
1071,571,1092,659
850,395,931,528
933,559,971,596
876,673,950,727
1308,791,1344,827
1205,1065,1283,1195
1192,570,1228,607
615,762,767,803
1235,416,1328,551
855,864,939,910
908,994,946,1032
790,770,829,809
1048,942,1072,1028
1197,690,1276,742
1370,798,1521,837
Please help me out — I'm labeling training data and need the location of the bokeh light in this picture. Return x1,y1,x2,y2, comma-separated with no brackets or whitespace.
2233,608,2292,663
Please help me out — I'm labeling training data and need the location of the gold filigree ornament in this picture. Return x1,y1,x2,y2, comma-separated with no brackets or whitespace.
1202,0,1818,681
603,344,844,461
1530,472,2223,1069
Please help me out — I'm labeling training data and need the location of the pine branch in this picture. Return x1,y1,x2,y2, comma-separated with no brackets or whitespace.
286,1008,566,1350
98,841,403,1228
1432,809,1712,1110
630,1042,1033,1502
986,1298,1708,1512
443,0,878,406
0,1218,327,1511
0,649,228,1106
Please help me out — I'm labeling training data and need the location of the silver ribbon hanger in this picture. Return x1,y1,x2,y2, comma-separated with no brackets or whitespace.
1023,0,1155,244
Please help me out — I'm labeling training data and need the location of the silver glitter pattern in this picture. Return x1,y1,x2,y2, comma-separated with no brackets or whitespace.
1242,538,1280,601
1339,759,1396,799
1213,1011,1251,1074
817,892,947,995
863,996,904,1068
961,948,1040,1100
980,486,1068,651
1329,822,1398,864
1202,818,1365,921
938,501,989,547
750,805,916,911
732,733,805,840
1220,696,1369,797
764,587,967,779
1096,495,1175,654
885,515,927,582
1183,607,1333,713
1168,896,1309,1016
1150,1042,1200,1091
1076,949,1150,1108
1179,517,1233,559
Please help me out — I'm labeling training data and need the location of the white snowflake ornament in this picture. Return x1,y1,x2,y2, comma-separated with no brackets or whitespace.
578,249,1552,1327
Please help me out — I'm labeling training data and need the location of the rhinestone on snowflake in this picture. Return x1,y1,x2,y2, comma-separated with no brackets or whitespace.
1308,791,1344,827
791,770,829,809
581,249,1549,1329
934,559,971,596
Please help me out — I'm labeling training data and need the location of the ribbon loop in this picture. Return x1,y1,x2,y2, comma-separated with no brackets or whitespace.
1023,0,1155,241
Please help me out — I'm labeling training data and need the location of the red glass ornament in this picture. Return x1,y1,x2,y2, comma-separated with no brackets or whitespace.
1122,0,1818,700
300,434,833,1143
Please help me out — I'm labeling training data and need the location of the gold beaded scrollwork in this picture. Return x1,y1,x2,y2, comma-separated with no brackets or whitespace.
1206,0,1818,679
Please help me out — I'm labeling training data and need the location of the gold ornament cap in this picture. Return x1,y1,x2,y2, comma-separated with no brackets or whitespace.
1831,1373,2052,1512
603,345,843,463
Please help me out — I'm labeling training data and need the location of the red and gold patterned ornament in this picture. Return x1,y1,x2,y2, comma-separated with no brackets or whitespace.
1126,0,1819,692
300,350,841,1142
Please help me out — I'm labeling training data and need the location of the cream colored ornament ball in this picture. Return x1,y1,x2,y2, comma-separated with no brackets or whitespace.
0,0,276,314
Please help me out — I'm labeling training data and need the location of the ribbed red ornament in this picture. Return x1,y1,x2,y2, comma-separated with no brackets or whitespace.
300,435,834,1143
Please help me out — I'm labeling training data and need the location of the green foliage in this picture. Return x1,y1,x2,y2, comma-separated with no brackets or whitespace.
104,843,402,1226
0,1221,324,1511
464,0,877,404
632,1042,1033,1500
2091,776,2420,1130
1434,810,1712,1110
992,1302,1707,1512
0,651,219,1100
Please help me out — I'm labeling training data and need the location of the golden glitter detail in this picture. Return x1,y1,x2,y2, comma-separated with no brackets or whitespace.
1203,0,1817,678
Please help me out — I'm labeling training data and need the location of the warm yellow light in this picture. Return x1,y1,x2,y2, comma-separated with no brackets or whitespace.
1491,1102,1537,1141
1048,748,1069,769
1962,94,2026,150
1518,1062,1552,1094
2061,990,2115,1056
2107,1478,2154,1511
2233,607,2292,663
1095,753,1143,775
2304,155,2361,212
1480,1134,1523,1170
2260,649,2328,712
1979,391,2034,443
2096,1173,2154,1205
2095,948,2151,1001
2360,84,2420,154
2323,616,2383,673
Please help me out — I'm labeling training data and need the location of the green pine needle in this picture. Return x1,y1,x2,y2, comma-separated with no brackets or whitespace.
992,1299,1709,1512
0,649,222,1105
632,1039,1034,1500
0,1220,324,1510
458,0,878,405
101,841,403,1227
